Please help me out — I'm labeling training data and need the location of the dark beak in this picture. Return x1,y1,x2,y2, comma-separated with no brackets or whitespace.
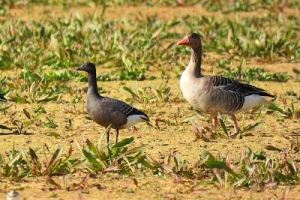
77,65,84,71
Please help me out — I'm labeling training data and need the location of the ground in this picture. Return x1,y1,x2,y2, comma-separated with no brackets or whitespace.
0,3,300,200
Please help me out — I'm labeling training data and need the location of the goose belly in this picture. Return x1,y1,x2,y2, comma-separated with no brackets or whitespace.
180,88,225,114
181,88,207,109
180,75,234,114
180,75,208,112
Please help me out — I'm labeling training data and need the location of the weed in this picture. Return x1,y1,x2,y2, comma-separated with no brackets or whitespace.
218,60,291,83
8,70,60,103
267,103,300,119
34,105,47,114
145,147,300,190
290,133,300,154
44,117,58,129
76,136,148,175
123,81,172,104
293,68,300,82
50,193,58,198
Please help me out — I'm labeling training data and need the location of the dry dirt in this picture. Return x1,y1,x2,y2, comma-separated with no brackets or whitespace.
0,4,300,200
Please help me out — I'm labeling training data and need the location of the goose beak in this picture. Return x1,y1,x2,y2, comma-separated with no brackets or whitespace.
177,37,189,45
77,65,84,71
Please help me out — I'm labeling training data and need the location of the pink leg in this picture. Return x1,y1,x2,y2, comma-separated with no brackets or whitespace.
212,116,218,133
229,114,240,133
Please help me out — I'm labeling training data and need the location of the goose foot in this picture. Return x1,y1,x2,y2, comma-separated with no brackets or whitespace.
229,114,240,134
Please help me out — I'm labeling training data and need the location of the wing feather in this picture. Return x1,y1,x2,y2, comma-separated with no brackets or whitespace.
207,76,274,97
104,98,149,120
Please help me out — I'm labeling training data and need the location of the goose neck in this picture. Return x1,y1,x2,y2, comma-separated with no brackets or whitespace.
188,47,202,78
87,71,101,97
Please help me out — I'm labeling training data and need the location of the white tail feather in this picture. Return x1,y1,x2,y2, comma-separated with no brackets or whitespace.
121,115,148,129
238,94,270,113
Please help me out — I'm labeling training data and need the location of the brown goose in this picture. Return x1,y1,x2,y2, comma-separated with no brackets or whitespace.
178,33,274,134
77,62,149,143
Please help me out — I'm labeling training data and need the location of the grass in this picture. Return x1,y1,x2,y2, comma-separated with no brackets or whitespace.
1,137,299,192
218,59,291,83
1,3,300,74
0,0,299,198
1,5,298,102
200,0,300,12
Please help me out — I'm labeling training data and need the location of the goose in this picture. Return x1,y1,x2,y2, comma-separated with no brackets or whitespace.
77,62,150,143
0,93,7,103
178,33,274,134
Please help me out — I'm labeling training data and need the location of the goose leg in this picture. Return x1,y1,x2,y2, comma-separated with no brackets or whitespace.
229,114,240,134
116,129,119,143
107,129,110,143
212,116,218,133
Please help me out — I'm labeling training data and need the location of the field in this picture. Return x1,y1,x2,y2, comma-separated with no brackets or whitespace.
0,0,300,199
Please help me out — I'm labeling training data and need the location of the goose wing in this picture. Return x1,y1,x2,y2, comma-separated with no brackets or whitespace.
104,98,149,121
208,76,274,97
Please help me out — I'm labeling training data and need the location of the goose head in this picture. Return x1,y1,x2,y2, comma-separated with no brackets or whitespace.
77,62,96,74
177,33,202,49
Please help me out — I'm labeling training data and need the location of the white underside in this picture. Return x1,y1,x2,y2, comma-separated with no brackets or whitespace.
121,115,148,129
180,69,209,111
237,94,270,113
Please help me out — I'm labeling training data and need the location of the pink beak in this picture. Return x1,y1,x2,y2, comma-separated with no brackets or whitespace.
177,37,189,45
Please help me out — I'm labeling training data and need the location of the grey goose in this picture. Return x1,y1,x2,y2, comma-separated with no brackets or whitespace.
178,33,274,134
77,62,149,143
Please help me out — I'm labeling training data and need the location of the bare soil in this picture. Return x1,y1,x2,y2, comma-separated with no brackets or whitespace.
0,4,300,200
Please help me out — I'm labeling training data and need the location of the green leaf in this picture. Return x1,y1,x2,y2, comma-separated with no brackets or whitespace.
113,137,134,148
264,145,282,152
141,159,155,170
219,119,228,136
86,139,98,154
82,149,103,170
119,144,148,157
145,154,163,169
244,122,262,131
47,146,63,169
0,36,16,47
7,152,22,167
205,159,226,169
